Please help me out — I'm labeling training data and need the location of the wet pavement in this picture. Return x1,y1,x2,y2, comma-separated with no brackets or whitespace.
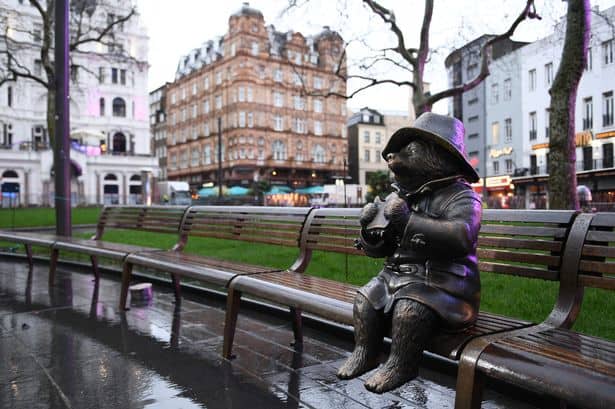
0,259,537,409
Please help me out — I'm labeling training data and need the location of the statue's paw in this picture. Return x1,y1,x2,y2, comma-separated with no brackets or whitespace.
337,347,378,380
364,364,418,394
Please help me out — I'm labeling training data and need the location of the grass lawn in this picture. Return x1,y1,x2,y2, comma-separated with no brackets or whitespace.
1,207,613,340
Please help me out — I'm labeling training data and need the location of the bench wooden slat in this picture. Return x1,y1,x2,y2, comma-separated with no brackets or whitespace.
478,261,558,280
477,248,560,266
581,243,615,258
481,209,576,224
478,236,562,252
579,260,615,275
480,224,567,238
578,274,615,290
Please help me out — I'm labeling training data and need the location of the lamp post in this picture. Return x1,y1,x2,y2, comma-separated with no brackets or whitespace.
217,117,222,200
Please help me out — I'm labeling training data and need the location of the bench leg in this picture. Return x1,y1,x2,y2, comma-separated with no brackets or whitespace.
48,248,59,287
24,244,34,271
454,346,486,409
223,287,242,359
290,307,303,348
119,262,133,311
171,274,181,305
90,255,100,282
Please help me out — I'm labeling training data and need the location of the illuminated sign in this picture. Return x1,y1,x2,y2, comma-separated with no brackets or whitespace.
597,130,615,139
532,142,549,150
489,147,513,158
575,130,593,147
486,175,511,188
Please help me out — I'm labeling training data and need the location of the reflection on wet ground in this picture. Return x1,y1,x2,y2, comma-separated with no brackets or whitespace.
0,259,536,408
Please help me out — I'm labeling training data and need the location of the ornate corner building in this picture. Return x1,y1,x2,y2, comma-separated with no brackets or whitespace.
165,3,348,190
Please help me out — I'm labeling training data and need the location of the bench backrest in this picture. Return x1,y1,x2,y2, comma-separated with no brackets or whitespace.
578,212,615,291
175,206,311,252
94,205,188,240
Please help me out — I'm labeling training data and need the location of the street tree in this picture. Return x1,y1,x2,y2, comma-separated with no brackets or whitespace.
0,0,137,147
547,0,590,209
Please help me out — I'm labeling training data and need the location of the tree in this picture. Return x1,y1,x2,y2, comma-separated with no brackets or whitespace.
547,0,590,210
0,0,137,147
287,0,541,115
365,170,391,202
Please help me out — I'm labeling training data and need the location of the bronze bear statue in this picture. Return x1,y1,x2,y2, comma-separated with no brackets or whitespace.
337,112,482,393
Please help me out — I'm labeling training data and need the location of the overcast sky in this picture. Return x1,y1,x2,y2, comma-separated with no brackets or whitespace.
137,0,615,114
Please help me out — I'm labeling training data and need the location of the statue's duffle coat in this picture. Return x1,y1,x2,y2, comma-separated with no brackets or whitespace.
359,177,482,331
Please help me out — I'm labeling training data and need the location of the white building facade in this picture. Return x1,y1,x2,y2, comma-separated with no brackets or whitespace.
0,0,157,206
515,5,615,208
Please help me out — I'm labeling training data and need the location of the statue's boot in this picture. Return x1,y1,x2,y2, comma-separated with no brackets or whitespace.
364,299,437,394
337,293,383,379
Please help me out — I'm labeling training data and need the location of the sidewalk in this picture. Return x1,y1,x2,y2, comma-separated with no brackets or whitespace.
0,259,536,408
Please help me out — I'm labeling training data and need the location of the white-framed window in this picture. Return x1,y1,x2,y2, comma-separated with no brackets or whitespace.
204,76,210,90
171,93,176,105
293,72,302,86
491,83,499,104
192,104,197,118
180,150,188,168
529,111,537,140
294,95,304,110
247,112,254,128
274,115,283,131
274,92,284,107
231,43,236,56
376,150,381,162
181,108,186,122
375,132,382,144
604,91,614,127
363,131,370,143
503,78,512,101
251,41,259,56
274,69,283,82
203,99,210,114
238,87,245,102
171,113,176,126
313,76,322,89
491,121,500,145
603,39,614,65
506,159,513,173
169,153,177,169
181,87,186,100
215,71,222,85
314,121,323,135
215,95,222,109
528,69,536,91
364,149,370,162
192,83,197,95
191,148,200,166
239,112,246,128
294,52,302,65
492,160,499,175
313,99,322,113
247,87,253,102
312,144,326,163
505,118,512,142
544,62,553,86
203,145,211,164
272,140,287,160
545,109,551,138
203,123,210,136
293,118,306,133
586,47,593,71
583,97,593,130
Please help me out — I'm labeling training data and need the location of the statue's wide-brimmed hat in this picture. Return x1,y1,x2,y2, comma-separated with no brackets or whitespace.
382,112,480,183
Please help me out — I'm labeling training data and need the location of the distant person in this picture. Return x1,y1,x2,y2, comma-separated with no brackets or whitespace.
577,185,593,212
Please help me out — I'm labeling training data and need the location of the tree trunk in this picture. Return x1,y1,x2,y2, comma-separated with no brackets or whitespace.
548,0,590,210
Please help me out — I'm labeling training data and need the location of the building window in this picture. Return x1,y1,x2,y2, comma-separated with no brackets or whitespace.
191,148,200,166
293,95,304,110
203,99,210,114
313,76,322,89
238,87,245,102
583,97,593,130
528,69,536,91
99,98,105,116
468,133,479,139
215,95,222,110
293,72,302,86
247,112,254,128
181,87,186,100
204,76,209,90
112,97,126,117
586,47,593,71
376,150,381,162
491,122,500,145
192,83,197,95
313,99,322,113
181,108,186,122
247,87,253,102
544,62,553,86
215,71,222,85
272,140,287,160
293,118,306,133
364,149,370,162
239,112,246,127
120,69,126,85
506,159,513,174
491,83,499,104
251,41,259,56
504,118,512,142
604,91,614,127
375,132,382,144
603,39,614,65
363,131,370,143
203,145,212,164
503,78,511,101
273,115,283,131
529,111,537,140
545,109,550,138
583,146,593,170
468,115,479,123
530,154,538,175
314,121,323,135
274,92,283,107
313,144,326,163
192,104,197,118
492,160,499,175
203,123,210,136
111,68,118,84
274,69,283,82
603,143,614,168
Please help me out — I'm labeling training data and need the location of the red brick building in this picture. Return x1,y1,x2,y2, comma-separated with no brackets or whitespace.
165,3,347,190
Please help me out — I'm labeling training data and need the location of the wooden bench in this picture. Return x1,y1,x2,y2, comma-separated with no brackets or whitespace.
48,205,187,286
0,230,60,271
455,212,615,409
119,206,312,311
222,207,577,364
